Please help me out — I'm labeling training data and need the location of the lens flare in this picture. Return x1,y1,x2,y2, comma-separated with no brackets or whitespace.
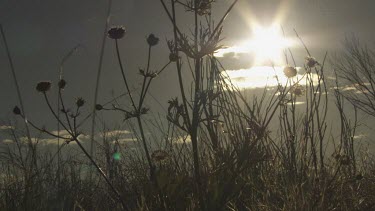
248,24,290,64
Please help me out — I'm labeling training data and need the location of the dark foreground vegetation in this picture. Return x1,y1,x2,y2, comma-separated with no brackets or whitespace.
1,0,375,210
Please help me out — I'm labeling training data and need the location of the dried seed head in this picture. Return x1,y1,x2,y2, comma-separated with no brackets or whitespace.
197,0,212,16
36,81,52,92
95,104,103,111
13,106,21,115
293,87,303,96
147,34,159,46
107,26,126,40
283,66,297,78
305,56,319,68
58,79,66,89
291,84,304,97
76,97,85,107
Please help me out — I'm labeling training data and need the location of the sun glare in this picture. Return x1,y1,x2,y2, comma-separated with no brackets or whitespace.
213,23,299,89
247,24,290,65
214,24,292,65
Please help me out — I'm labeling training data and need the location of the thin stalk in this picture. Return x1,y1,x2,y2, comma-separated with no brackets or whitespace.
138,45,152,110
0,25,36,184
136,116,154,180
0,25,32,147
115,39,136,109
170,0,192,128
90,0,113,159
140,61,171,103
191,0,204,208
42,93,72,135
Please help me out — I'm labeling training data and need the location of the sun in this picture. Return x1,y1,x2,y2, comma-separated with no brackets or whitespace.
214,24,293,65
245,24,291,65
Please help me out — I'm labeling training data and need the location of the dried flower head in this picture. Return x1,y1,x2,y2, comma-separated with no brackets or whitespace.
147,34,159,46
291,84,304,97
76,97,85,107
283,66,297,78
107,26,126,40
95,104,103,111
58,79,66,89
36,81,52,92
197,0,212,16
13,106,21,115
305,56,319,68
151,150,169,162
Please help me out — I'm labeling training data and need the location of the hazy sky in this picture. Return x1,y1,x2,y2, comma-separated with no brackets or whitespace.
1,0,375,131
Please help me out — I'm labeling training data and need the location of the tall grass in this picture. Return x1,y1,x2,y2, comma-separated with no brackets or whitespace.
1,0,375,210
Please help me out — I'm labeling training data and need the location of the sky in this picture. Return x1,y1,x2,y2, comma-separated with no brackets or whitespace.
1,0,375,148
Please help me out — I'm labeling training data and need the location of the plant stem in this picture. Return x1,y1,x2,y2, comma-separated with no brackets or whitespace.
90,0,113,160
115,39,137,109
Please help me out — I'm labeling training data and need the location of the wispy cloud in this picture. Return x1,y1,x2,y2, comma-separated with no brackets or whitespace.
2,139,14,144
1,129,135,146
0,125,14,130
223,66,319,89
100,130,132,138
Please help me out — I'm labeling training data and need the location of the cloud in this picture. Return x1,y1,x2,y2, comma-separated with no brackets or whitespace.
214,45,249,58
112,138,138,144
1,129,136,146
353,134,367,140
0,125,14,130
50,130,71,138
333,82,372,94
2,139,14,144
100,130,132,138
223,66,319,89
